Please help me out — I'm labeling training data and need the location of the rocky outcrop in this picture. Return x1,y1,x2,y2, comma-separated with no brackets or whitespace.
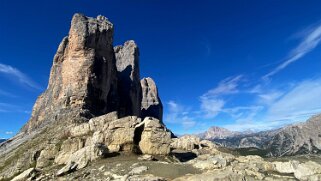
139,117,171,155
171,135,217,152
22,13,119,133
0,13,171,180
141,77,163,122
20,14,164,135
115,40,142,117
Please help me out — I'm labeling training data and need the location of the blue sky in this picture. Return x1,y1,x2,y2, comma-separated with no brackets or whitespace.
1,1,321,138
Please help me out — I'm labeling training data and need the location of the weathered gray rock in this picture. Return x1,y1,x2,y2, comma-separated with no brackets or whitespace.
273,160,321,180
115,40,142,118
141,78,163,122
171,135,201,151
11,168,40,181
36,144,59,168
22,13,118,133
129,165,148,175
56,144,108,176
138,154,155,161
139,117,171,155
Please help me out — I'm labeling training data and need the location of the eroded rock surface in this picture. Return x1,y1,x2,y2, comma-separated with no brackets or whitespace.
22,13,119,133
0,13,170,180
141,77,163,122
115,40,142,118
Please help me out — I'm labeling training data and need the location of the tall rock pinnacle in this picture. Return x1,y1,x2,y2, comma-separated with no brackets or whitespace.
21,13,163,133
115,40,142,117
141,77,163,122
22,14,119,133
0,13,173,180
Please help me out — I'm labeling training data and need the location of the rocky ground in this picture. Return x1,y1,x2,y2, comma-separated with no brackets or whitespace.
5,135,321,181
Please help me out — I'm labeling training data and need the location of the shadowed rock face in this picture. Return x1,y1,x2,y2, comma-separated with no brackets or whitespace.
22,14,119,133
115,40,142,118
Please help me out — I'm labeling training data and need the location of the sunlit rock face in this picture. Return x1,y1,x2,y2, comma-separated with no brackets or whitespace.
21,14,166,134
0,13,174,180
140,77,163,122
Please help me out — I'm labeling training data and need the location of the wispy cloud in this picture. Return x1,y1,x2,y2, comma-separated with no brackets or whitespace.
202,75,244,97
200,98,225,118
257,90,284,105
0,63,41,90
165,101,198,131
200,75,244,118
266,78,321,122
263,23,321,79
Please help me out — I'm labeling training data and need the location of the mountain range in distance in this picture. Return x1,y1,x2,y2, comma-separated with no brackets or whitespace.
197,114,321,157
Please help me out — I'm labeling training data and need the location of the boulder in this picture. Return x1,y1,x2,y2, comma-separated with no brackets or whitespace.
139,117,171,155
273,160,299,174
105,116,142,152
171,135,201,151
36,144,59,168
56,144,108,176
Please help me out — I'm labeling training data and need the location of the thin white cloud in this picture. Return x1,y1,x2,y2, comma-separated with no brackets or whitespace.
200,75,244,118
263,22,321,79
200,98,225,118
222,106,263,120
266,78,321,122
224,78,321,132
223,119,297,132
0,63,41,90
165,101,198,131
203,75,244,97
258,90,284,105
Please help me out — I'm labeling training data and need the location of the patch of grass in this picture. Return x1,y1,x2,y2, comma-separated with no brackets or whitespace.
233,147,269,157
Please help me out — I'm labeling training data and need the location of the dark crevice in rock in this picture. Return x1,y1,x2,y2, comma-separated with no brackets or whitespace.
134,124,145,154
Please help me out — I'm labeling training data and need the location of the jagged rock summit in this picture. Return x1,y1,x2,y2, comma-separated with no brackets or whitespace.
0,13,170,179
22,13,163,133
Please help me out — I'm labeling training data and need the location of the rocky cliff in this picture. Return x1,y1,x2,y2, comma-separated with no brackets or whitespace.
21,14,163,134
0,13,169,180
